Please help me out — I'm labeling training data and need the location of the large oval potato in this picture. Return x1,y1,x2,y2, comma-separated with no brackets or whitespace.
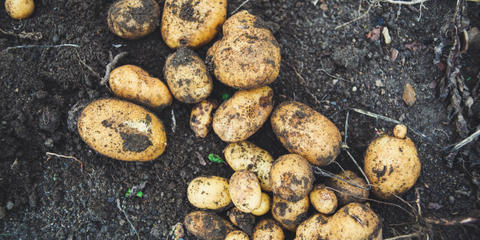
164,47,213,103
251,192,271,216
271,101,342,166
187,176,231,210
328,170,369,206
107,0,160,39
294,213,329,240
5,0,34,19
225,230,249,240
161,0,227,48
109,65,172,108
271,195,309,232
253,219,285,240
224,141,274,191
184,211,236,240
77,99,166,161
190,100,218,138
310,184,338,215
270,154,314,202
228,207,255,236
229,170,262,213
213,86,273,142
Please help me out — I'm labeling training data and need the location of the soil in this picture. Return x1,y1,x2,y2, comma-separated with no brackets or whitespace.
1,0,480,239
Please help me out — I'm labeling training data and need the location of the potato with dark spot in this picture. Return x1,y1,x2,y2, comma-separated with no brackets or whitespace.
190,100,218,138
328,170,369,206
187,176,231,210
213,86,273,142
77,98,166,161
251,192,271,216
294,213,329,240
270,154,314,202
207,10,281,89
225,230,249,240
5,0,34,19
271,101,342,166
164,47,213,103
271,195,309,232
310,184,338,215
229,170,262,213
184,211,236,240
161,0,227,48
228,207,255,236
109,65,172,108
107,0,160,39
253,219,284,240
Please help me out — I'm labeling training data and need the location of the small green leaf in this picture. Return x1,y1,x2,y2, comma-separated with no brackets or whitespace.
125,189,132,197
136,191,143,198
53,173,57,181
208,153,224,163
466,76,471,81
221,93,230,100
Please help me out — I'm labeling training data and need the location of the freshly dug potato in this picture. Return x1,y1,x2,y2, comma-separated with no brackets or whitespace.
184,211,236,240
271,101,342,166
229,170,262,213
190,100,218,138
294,213,329,240
187,176,231,210
251,192,271,216
224,141,274,191
271,195,309,231
107,0,160,39
207,11,281,89
228,207,255,236
109,65,172,108
364,125,421,199
164,47,213,103
310,184,338,215
328,170,369,206
5,0,34,19
77,98,166,161
213,86,273,142
161,0,227,48
225,230,249,240
270,154,314,202
253,219,284,240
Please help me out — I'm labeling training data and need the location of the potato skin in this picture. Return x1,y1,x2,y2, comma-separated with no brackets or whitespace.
190,100,218,138
328,170,369,206
5,0,34,19
253,219,285,240
227,207,255,236
271,195,309,232
251,192,271,216
310,184,338,215
225,230,249,240
184,211,236,240
77,99,166,161
270,154,314,202
213,86,273,142
187,176,231,210
271,101,342,166
161,0,227,48
229,170,262,213
107,0,160,39
164,47,213,103
109,65,172,108
294,213,329,240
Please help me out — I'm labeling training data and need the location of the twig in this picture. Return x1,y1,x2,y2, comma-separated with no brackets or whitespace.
424,216,479,226
382,0,429,5
284,61,322,104
75,50,102,79
319,69,352,83
335,3,374,29
345,149,372,189
5,43,79,51
231,0,250,15
100,51,128,85
445,128,480,152
45,152,83,169
171,109,176,133
116,199,140,240
415,188,422,217
0,28,42,41
384,232,422,240
313,166,369,190
344,111,350,145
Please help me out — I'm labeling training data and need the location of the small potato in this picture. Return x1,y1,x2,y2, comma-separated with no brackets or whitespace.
310,184,338,215
184,211,236,240
213,86,273,142
271,101,342,166
270,154,314,202
225,230,249,240
228,207,255,236
271,195,309,232
224,141,274,191
253,219,285,240
109,65,172,108
5,0,34,19
190,100,218,138
161,0,227,48
328,170,369,206
229,170,262,213
187,176,231,210
164,47,213,103
77,99,166,161
294,213,329,240
251,192,271,216
107,0,160,39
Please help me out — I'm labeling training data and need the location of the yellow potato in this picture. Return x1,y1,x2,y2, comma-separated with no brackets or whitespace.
109,65,172,108
270,154,314,202
271,101,342,166
184,211,236,240
187,176,231,210
77,98,166,161
310,184,338,215
224,141,274,191
271,195,309,232
225,230,249,240
253,219,284,240
5,0,34,19
161,0,227,48
190,100,218,138
328,170,369,206
107,0,160,39
228,207,255,236
251,192,271,216
164,47,213,103
294,213,329,240
213,86,273,142
229,170,262,213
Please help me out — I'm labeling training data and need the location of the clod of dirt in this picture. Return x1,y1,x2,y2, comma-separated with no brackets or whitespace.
0,206,6,219
332,46,366,70
402,83,417,106
38,107,60,132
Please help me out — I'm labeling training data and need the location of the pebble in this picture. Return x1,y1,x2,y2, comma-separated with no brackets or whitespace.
382,27,391,44
44,138,54,148
402,83,417,106
352,86,357,92
6,201,14,210
449,195,455,204
375,80,384,87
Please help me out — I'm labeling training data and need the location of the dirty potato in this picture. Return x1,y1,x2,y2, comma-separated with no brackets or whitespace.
224,141,274,191
161,0,227,48
164,47,213,103
213,86,273,142
229,170,262,213
225,230,249,240
107,0,160,39
187,176,231,210
328,170,369,206
271,101,342,166
228,207,255,236
294,213,329,240
207,11,281,89
310,184,338,215
109,65,172,108
251,192,271,216
271,195,310,232
253,219,285,240
270,154,314,202
5,0,34,19
190,100,218,138
184,211,236,240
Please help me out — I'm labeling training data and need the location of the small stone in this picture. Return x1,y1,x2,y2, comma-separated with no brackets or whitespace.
44,138,54,148
402,83,417,106
382,27,392,44
320,3,328,11
352,86,357,92
119,219,126,226
449,196,455,204
6,201,14,210
375,80,384,87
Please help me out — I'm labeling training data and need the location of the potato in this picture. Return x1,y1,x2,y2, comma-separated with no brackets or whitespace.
270,154,314,202
271,195,309,231
190,100,218,138
271,101,342,166
364,125,421,199
184,211,236,240
164,47,213,103
187,176,231,210
107,0,160,39
213,86,273,142
294,213,329,240
229,170,262,213
328,170,369,206
207,11,281,89
109,65,172,108
161,0,227,48
225,230,249,240
253,219,285,240
310,184,338,215
5,0,34,19
77,98,166,161
251,192,271,216
228,207,255,236
224,141,274,191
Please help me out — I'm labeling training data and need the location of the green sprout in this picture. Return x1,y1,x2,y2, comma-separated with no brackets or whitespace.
53,173,57,181
466,76,471,81
125,188,132,197
136,191,143,198
221,93,230,100
208,153,224,163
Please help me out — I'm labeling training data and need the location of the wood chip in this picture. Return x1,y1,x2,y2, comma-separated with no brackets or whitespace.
402,83,417,106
